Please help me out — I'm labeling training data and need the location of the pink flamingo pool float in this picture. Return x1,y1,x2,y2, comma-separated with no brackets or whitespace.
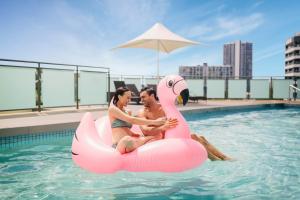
71,75,207,173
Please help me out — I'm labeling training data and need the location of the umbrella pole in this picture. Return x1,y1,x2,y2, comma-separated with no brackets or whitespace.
157,41,159,83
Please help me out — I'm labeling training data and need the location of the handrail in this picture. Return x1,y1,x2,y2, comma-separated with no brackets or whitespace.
289,85,300,91
0,58,109,71
288,84,300,101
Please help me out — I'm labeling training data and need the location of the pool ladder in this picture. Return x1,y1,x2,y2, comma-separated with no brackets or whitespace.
288,85,300,101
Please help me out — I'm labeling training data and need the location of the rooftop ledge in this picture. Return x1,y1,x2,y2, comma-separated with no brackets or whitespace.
0,100,299,137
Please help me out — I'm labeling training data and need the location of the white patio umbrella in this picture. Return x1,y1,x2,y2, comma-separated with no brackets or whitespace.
114,22,199,81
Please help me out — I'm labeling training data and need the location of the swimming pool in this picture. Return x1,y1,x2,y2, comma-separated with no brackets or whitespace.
1,106,300,199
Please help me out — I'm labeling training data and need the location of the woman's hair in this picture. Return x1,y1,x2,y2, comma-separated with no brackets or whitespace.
140,87,158,101
113,87,130,105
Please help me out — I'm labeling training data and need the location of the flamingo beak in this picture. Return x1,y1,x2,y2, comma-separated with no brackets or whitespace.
179,89,189,106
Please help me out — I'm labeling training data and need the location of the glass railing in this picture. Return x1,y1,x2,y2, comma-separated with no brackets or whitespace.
250,79,269,99
0,65,36,110
0,58,299,112
109,75,161,89
228,79,247,98
0,59,109,111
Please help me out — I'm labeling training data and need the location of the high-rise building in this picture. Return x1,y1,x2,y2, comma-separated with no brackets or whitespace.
223,41,252,79
179,63,232,79
285,33,300,79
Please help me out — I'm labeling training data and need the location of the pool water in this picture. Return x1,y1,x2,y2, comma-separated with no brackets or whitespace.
1,106,300,199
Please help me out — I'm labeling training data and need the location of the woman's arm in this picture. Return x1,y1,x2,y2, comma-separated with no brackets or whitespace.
137,109,178,136
140,125,164,136
109,106,165,126
140,119,178,136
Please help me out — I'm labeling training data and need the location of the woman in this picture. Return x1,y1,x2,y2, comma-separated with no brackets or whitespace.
109,87,175,154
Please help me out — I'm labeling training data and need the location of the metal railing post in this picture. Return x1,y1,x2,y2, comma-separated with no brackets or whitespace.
269,77,273,99
75,66,79,109
289,86,291,101
37,63,42,112
247,77,250,99
107,69,111,106
204,75,207,99
225,77,228,99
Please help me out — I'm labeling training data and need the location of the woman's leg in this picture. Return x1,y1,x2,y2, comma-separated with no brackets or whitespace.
191,133,231,161
116,135,155,154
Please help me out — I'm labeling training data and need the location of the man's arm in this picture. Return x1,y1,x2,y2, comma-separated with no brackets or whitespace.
137,109,177,136
141,125,165,136
137,109,163,136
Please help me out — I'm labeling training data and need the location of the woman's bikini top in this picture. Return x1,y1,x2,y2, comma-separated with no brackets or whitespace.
111,118,132,129
111,110,132,129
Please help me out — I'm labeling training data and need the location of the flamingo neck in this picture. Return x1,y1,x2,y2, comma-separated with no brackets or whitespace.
161,102,180,118
160,100,190,139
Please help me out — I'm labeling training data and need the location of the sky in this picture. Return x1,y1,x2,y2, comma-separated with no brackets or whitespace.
0,0,299,77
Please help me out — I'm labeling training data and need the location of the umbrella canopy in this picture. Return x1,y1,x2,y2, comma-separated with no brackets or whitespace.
115,23,198,80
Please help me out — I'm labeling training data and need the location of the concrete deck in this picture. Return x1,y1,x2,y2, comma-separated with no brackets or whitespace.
0,100,299,136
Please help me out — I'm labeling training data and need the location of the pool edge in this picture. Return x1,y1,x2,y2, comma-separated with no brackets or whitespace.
1,103,299,137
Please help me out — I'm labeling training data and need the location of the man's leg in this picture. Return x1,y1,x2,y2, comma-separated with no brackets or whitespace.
191,133,231,161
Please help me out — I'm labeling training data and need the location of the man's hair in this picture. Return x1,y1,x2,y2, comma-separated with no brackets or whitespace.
140,87,158,101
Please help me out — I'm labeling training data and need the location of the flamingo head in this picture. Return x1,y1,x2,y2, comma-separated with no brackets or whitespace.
157,75,189,106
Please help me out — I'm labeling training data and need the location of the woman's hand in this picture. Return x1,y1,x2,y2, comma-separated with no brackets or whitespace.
161,118,178,131
130,132,141,137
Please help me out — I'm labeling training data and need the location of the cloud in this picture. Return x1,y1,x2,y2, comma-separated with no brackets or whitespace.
48,0,172,75
250,1,264,10
98,0,170,34
254,44,284,62
0,0,286,77
185,13,264,41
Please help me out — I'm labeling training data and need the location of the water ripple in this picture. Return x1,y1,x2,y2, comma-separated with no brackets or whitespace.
1,107,300,199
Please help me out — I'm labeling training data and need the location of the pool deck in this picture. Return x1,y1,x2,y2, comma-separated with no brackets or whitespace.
0,100,299,136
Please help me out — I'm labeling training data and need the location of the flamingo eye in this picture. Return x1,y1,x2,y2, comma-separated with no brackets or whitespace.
167,80,174,87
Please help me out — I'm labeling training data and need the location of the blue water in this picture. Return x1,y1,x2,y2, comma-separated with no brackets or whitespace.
1,106,300,199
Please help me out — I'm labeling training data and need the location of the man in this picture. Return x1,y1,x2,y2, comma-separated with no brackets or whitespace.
138,87,231,161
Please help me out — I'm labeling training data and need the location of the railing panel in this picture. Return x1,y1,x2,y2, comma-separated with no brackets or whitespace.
186,79,204,96
109,77,121,92
144,78,158,86
0,66,36,110
273,79,293,99
124,78,142,91
79,71,107,105
250,80,269,99
228,80,247,98
207,80,225,98
42,69,75,107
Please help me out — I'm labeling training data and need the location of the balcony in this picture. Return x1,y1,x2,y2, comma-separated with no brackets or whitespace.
285,46,300,53
285,63,300,69
285,54,300,61
285,72,300,77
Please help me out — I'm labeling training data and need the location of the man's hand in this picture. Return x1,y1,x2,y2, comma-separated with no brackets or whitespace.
161,118,178,131
153,117,167,126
